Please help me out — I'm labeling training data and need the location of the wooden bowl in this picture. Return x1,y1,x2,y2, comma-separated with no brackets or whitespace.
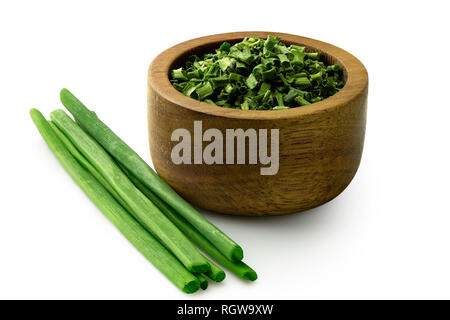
147,31,368,216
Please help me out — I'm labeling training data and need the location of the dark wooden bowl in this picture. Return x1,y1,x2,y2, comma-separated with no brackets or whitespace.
147,31,368,216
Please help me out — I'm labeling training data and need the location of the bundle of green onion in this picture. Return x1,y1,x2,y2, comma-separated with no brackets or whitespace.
170,35,344,110
30,89,257,294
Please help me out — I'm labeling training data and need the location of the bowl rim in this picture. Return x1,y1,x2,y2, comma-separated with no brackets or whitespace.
148,31,368,120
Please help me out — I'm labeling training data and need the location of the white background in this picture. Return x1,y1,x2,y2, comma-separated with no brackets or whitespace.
1,0,449,300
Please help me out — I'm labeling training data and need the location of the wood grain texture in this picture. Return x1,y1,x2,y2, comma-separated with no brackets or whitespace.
148,31,368,216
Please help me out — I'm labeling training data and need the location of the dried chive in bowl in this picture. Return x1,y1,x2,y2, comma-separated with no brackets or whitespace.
170,35,344,110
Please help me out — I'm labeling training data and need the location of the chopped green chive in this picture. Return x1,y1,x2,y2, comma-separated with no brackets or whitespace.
219,42,231,52
218,57,235,71
196,82,214,100
274,91,284,106
283,88,301,103
246,73,258,89
204,99,216,105
294,77,311,88
272,106,290,110
295,95,311,106
258,82,271,95
310,71,323,82
171,68,188,81
262,67,277,80
306,52,320,60
277,54,290,67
